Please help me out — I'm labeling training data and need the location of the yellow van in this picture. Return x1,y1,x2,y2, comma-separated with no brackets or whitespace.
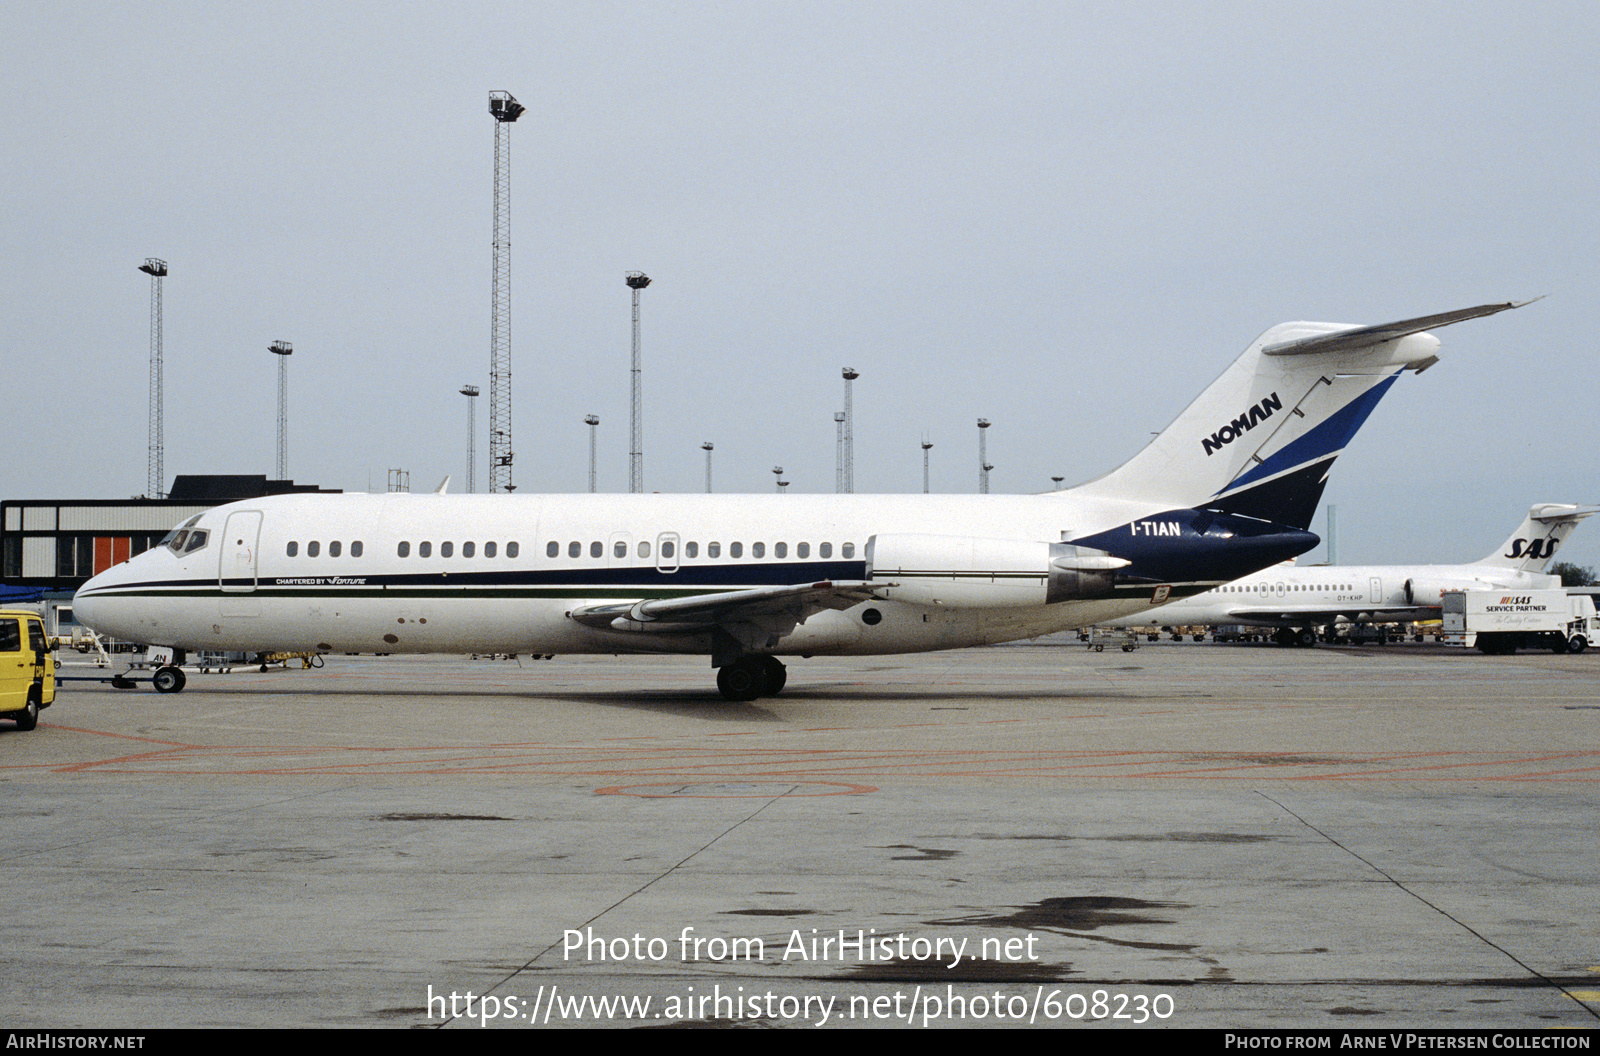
1,610,55,731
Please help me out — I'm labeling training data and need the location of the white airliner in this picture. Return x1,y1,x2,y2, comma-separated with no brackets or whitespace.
75,302,1528,699
1101,502,1595,646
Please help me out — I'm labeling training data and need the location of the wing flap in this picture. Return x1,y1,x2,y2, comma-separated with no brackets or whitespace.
568,580,886,634
1221,606,1419,623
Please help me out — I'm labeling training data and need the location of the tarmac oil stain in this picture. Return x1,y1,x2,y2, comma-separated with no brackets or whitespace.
1097,832,1279,844
723,908,819,917
931,897,1196,952
848,956,1069,983
940,895,1185,932
881,844,960,861
964,832,1279,844
374,813,514,821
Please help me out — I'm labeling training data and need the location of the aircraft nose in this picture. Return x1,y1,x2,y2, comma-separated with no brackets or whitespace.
73,564,133,638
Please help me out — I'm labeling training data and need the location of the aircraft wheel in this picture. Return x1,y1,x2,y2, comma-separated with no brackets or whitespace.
758,656,787,695
13,691,39,731
716,659,764,702
152,666,187,694
1296,628,1317,648
1568,635,1588,655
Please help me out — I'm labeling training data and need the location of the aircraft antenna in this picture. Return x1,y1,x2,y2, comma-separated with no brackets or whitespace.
977,418,991,494
460,385,479,493
585,414,600,493
488,91,524,494
269,341,292,479
138,258,168,498
626,272,651,492
841,368,858,492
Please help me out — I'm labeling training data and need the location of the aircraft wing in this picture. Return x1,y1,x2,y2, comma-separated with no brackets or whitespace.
567,580,886,638
1219,605,1424,624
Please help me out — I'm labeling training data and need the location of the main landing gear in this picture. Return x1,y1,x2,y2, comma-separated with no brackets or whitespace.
1273,627,1318,648
716,656,787,702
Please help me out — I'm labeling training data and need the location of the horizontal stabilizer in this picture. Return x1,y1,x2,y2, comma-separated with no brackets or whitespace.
1262,300,1537,357
1530,503,1600,523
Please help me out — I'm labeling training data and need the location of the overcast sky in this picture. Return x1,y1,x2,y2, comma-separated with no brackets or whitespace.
4,1,1596,570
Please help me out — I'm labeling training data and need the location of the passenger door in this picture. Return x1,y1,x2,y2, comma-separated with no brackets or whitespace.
221,511,263,593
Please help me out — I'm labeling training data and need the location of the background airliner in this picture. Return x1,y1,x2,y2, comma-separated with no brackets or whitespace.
74,302,1527,699
1101,502,1595,646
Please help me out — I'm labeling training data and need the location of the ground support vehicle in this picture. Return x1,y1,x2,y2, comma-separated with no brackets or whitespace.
0,610,55,731
1442,590,1599,654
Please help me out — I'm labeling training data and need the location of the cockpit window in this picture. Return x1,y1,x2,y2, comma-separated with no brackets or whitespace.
159,515,205,554
183,530,209,553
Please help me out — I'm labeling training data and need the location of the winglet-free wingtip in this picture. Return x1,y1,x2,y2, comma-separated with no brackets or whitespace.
434,476,451,494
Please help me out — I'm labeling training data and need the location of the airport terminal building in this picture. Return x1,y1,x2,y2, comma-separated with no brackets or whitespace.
1,475,338,598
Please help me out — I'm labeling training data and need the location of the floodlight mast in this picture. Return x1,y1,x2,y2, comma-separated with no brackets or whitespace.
921,439,933,494
460,385,479,493
841,368,858,492
701,441,714,493
585,415,600,493
488,91,524,493
626,272,651,493
138,258,168,499
270,341,293,479
977,418,991,494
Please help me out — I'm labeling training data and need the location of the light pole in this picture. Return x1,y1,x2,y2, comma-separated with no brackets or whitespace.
626,272,651,493
772,465,785,493
702,441,714,493
139,258,168,499
585,414,600,493
841,368,858,492
460,385,479,493
269,341,292,479
488,91,524,495
977,418,991,494
922,440,934,494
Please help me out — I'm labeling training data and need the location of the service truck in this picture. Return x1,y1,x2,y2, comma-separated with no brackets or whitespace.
0,609,55,730
1441,589,1598,654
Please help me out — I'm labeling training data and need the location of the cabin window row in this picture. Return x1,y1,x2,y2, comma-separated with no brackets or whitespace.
543,540,857,560
285,540,364,558
285,539,858,561
396,541,520,559
1221,583,1353,592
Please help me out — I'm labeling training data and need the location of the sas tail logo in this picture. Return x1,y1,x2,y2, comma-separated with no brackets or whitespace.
1201,393,1282,456
1505,537,1558,560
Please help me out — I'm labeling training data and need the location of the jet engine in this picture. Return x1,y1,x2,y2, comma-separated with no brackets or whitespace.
864,534,1126,608
1404,576,1490,608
